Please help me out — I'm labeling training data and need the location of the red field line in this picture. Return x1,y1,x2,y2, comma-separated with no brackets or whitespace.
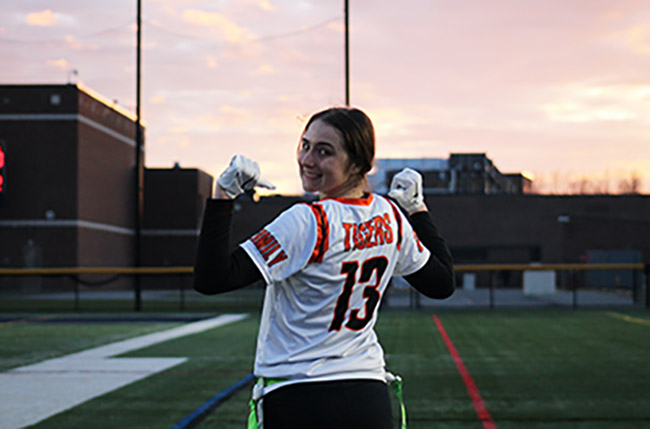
433,315,496,429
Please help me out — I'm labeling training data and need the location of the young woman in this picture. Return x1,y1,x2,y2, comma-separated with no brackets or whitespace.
193,107,455,428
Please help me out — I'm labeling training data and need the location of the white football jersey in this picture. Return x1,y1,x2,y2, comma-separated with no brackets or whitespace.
241,193,430,393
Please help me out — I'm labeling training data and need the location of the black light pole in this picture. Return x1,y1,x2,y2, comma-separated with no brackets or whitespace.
344,0,350,106
134,0,143,311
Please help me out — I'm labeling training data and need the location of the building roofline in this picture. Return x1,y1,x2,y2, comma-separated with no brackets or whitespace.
75,82,140,123
0,83,141,124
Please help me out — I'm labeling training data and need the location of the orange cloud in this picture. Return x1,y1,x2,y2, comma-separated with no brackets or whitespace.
64,35,98,51
542,83,650,123
219,105,252,125
252,64,276,76
621,25,650,55
26,9,59,27
257,0,274,11
205,56,219,68
46,58,69,70
149,96,166,105
327,21,345,34
181,9,253,43
605,23,650,56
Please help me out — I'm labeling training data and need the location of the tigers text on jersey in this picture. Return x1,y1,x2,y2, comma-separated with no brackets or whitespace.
241,193,430,392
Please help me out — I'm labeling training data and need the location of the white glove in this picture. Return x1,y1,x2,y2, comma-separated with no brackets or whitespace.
216,155,275,199
388,168,425,213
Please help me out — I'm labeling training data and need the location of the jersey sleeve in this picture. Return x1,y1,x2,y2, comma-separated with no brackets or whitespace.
240,203,317,285
392,207,431,277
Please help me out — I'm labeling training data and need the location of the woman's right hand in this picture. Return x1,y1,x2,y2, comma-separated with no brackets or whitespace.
215,155,275,199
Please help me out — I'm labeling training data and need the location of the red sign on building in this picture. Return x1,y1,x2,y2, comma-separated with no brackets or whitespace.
0,140,6,194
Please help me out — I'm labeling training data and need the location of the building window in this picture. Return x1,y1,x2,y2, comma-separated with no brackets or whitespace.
50,94,61,105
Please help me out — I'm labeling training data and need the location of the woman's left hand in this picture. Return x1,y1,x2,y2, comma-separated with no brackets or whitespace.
388,168,427,214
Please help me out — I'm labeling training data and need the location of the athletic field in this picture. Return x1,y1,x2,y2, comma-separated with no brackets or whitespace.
1,309,649,428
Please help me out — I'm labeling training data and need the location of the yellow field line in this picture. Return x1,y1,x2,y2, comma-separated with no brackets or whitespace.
0,266,194,276
0,263,644,276
606,312,650,327
455,263,644,272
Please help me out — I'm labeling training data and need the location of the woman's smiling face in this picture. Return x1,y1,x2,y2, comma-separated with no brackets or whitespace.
297,119,362,198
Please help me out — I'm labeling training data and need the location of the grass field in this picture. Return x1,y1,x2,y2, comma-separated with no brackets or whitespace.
2,309,649,428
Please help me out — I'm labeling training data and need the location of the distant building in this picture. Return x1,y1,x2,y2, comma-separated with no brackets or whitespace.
369,153,532,195
142,166,213,268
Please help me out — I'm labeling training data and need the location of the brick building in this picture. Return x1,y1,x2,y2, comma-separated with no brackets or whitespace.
0,84,144,270
0,84,211,281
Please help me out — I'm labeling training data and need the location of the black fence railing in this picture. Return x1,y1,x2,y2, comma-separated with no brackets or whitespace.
0,263,647,312
402,262,648,310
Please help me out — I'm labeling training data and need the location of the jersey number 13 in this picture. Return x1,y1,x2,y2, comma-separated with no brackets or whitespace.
329,256,388,332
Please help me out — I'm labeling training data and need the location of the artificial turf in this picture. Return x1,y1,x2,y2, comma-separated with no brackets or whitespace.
2,309,649,428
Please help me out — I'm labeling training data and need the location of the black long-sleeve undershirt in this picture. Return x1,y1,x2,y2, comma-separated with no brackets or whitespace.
193,199,259,295
403,211,455,298
193,199,455,299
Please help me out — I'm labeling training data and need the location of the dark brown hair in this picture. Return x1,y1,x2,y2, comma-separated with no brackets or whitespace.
303,107,375,179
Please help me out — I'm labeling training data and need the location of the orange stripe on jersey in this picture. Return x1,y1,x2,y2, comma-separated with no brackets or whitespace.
413,230,424,252
321,193,374,206
385,198,403,251
308,203,329,263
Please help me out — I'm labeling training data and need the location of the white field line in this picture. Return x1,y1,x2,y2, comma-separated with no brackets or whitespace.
0,314,249,429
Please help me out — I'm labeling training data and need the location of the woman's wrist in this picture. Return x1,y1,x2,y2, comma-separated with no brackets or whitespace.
213,184,233,199
408,204,428,215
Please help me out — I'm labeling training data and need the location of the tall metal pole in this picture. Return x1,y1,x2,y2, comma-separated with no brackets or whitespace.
344,0,350,106
134,0,143,311
643,264,650,308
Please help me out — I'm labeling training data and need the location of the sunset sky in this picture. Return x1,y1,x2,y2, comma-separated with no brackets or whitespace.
2,0,649,195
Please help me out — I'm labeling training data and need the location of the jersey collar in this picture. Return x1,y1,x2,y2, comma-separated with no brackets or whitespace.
321,193,374,206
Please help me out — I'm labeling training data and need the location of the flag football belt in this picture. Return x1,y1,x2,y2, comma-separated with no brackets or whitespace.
390,374,408,429
247,377,283,429
247,375,407,429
